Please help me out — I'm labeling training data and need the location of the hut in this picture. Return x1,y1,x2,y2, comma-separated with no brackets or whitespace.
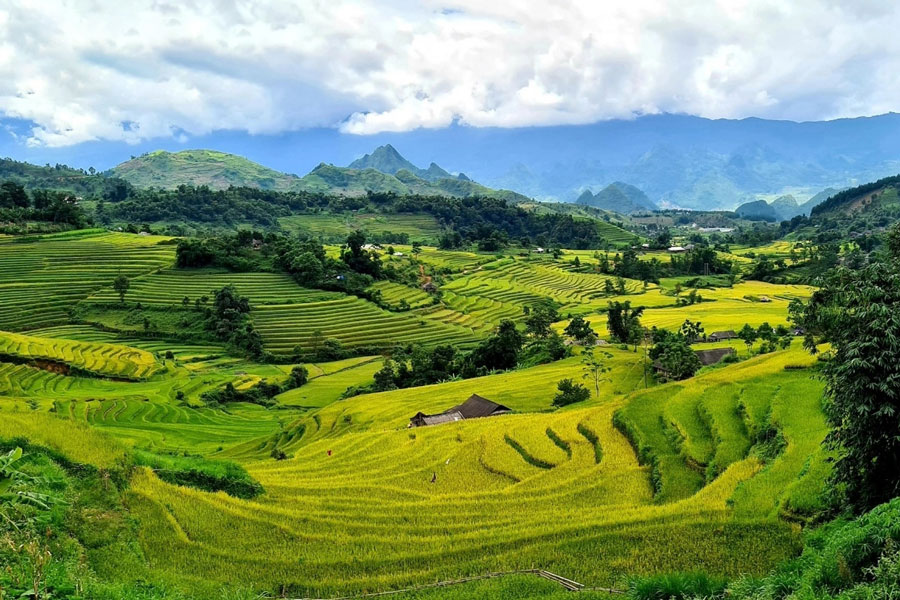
409,394,511,428
695,348,735,366
707,330,737,342
421,281,438,293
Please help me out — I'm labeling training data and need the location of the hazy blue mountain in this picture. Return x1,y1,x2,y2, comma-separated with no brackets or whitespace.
576,182,656,214
10,113,900,211
770,195,801,220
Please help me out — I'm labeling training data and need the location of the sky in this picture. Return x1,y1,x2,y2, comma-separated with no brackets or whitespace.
2,0,900,158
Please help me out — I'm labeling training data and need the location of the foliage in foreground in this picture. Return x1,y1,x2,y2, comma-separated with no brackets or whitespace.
790,237,900,512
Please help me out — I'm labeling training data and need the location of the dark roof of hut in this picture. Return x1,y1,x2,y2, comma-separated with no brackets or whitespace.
449,394,511,419
695,348,735,366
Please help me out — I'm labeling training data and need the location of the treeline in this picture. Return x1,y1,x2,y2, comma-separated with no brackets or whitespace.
596,245,733,283
105,185,620,248
0,180,89,227
0,158,130,199
103,185,339,227
175,230,390,298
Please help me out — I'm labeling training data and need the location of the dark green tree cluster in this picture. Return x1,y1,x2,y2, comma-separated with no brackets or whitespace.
789,229,900,512
371,319,539,393
649,325,702,381
0,180,89,227
606,301,644,345
206,285,264,359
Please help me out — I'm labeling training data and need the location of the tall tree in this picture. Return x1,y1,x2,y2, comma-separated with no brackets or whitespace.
790,256,900,512
606,301,644,344
113,274,130,304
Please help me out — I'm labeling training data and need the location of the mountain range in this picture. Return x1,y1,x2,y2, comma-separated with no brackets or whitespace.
108,147,527,202
735,187,842,221
8,113,900,212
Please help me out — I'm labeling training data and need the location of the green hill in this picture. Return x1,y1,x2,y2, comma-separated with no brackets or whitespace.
109,149,304,191
109,148,531,201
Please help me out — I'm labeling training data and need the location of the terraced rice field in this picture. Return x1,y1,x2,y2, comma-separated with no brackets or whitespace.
252,296,480,354
88,268,341,306
442,257,646,315
0,329,161,379
278,213,444,241
0,231,836,600
0,231,175,330
118,348,822,598
370,280,434,309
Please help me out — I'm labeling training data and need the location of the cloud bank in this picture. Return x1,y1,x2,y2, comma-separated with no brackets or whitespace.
2,0,899,146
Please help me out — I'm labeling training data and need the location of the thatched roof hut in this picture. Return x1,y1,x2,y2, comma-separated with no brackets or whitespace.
409,394,511,427
695,348,735,366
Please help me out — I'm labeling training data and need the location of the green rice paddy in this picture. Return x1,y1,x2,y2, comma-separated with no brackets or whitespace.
0,228,832,599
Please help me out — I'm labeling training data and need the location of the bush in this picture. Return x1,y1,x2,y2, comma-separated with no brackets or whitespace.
552,378,590,407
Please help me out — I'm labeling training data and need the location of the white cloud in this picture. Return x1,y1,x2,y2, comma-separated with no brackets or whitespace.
1,0,900,146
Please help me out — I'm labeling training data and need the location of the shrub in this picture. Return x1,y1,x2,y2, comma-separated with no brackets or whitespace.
552,378,590,407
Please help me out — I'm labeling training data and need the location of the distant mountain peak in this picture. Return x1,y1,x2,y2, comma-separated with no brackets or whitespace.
576,182,655,215
348,145,457,183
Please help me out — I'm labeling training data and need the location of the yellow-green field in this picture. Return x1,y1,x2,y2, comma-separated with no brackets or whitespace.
0,229,834,599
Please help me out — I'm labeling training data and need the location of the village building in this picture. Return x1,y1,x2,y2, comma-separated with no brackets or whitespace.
707,330,737,342
667,246,686,253
409,394,511,427
421,281,438,293
695,347,735,366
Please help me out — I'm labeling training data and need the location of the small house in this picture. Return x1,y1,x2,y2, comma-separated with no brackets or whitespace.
759,296,772,303
707,330,737,342
421,281,438,293
409,394,511,428
695,348,735,366
667,246,686,253
534,247,545,254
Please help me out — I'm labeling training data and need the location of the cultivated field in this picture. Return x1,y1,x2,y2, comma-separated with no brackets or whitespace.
0,228,833,599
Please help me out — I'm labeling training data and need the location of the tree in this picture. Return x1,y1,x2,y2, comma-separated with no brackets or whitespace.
288,366,309,389
553,378,590,407
564,316,596,345
524,303,558,338
581,348,613,398
465,320,524,375
113,274,130,304
737,323,758,355
654,335,702,381
290,251,324,286
373,360,398,391
679,319,704,343
790,260,900,512
0,181,28,208
756,322,775,343
606,301,644,344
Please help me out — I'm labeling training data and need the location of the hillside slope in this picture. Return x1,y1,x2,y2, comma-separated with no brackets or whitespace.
109,149,304,191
